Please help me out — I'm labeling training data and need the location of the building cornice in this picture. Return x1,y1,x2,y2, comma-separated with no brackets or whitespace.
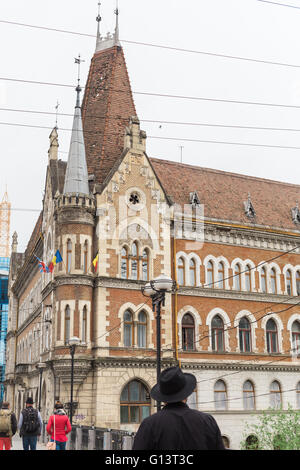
181,361,300,373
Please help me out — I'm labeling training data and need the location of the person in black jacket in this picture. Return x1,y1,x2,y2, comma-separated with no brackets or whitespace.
132,366,225,451
0,402,18,451
18,397,43,451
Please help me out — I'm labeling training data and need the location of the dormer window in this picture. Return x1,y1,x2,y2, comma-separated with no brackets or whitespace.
244,193,256,219
189,191,200,207
291,203,300,225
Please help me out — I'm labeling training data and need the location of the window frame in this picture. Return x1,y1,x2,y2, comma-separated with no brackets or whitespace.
124,310,134,347
214,379,227,410
266,318,278,353
177,257,185,286
243,380,255,410
239,317,252,353
120,380,151,424
211,315,225,352
182,313,195,351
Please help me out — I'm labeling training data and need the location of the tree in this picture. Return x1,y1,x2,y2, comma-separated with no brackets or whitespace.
241,405,300,450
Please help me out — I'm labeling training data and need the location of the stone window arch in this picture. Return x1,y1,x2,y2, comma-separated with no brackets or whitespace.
243,380,255,410
291,320,300,354
217,262,225,289
260,266,267,293
124,310,134,347
121,246,129,279
120,380,151,423
270,380,282,409
189,259,196,287
182,313,195,351
206,260,214,287
137,311,147,348
234,263,242,290
286,269,293,295
177,257,185,286
239,317,252,352
214,380,227,410
211,315,225,352
266,318,278,353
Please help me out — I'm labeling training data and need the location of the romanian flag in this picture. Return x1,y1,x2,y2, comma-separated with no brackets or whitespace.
48,250,63,273
35,256,50,273
92,253,99,272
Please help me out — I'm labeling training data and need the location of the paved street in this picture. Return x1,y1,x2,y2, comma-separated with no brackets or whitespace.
10,434,47,451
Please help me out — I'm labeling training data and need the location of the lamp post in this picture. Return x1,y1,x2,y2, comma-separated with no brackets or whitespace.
141,274,177,411
68,336,80,426
36,362,47,412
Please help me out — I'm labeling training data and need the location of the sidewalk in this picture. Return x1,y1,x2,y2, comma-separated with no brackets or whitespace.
10,434,47,451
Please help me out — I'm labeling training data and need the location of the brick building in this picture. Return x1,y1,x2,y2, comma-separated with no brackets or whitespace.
4,12,300,449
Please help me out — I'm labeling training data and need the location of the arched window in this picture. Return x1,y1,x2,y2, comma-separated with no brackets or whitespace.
182,313,195,351
243,380,255,410
177,257,185,286
124,310,134,347
234,264,241,290
266,319,278,353
82,306,87,343
297,382,300,409
189,259,196,287
270,268,277,294
222,436,230,449
239,317,251,352
211,315,224,352
142,249,149,281
217,262,225,289
65,305,71,344
137,311,147,348
207,261,214,287
83,240,88,274
120,380,151,423
67,240,72,273
261,267,267,293
286,270,293,295
245,265,252,291
214,380,227,410
121,247,129,279
270,381,282,409
292,320,300,354
245,435,259,450
297,271,300,296
131,242,139,280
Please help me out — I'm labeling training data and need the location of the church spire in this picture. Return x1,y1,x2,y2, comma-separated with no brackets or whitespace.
63,56,89,196
95,0,121,53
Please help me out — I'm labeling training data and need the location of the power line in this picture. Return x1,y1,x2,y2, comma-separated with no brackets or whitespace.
4,120,300,151
5,105,300,133
2,19,300,69
4,76,300,111
257,0,300,10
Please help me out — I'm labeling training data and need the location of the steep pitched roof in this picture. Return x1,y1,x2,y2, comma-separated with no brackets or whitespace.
81,46,136,186
150,158,300,231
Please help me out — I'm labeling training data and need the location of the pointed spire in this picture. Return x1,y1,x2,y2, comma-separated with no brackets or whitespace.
63,57,90,196
95,2,102,52
114,1,120,46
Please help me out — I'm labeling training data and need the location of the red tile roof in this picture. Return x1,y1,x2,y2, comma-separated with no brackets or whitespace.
150,158,300,231
82,46,136,186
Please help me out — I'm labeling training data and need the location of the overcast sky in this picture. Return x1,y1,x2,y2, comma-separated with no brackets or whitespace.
1,0,300,253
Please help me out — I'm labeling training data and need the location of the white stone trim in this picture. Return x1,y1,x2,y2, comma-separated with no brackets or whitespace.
117,302,154,349
206,308,231,352
177,306,202,351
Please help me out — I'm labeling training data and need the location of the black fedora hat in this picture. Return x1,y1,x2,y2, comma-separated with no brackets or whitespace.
26,397,33,405
151,366,196,403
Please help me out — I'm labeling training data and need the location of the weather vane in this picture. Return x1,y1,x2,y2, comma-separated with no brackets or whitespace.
55,100,60,127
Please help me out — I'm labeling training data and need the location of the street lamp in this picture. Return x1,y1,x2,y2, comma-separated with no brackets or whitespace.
36,362,47,412
68,336,80,426
141,274,177,411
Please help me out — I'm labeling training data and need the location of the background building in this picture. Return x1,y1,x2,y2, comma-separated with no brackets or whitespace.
4,10,300,449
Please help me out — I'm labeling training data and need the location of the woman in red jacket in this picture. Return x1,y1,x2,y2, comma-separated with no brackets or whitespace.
46,402,72,450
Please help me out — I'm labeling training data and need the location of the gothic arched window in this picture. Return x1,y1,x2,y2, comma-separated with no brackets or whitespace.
270,268,277,294
218,262,225,289
296,271,300,296
243,380,255,410
83,240,88,274
142,249,149,282
137,311,147,348
266,319,278,353
270,381,282,409
245,265,252,291
177,257,185,286
214,380,227,410
121,247,129,279
211,315,224,352
65,305,71,344
67,240,72,273
182,313,195,351
124,310,134,347
239,317,251,352
261,267,267,293
207,260,214,287
292,320,300,354
286,270,292,295
120,380,151,424
189,259,196,287
131,242,139,280
234,264,241,290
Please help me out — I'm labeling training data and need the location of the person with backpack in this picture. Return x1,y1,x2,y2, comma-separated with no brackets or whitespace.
46,401,72,450
18,397,43,450
0,402,17,451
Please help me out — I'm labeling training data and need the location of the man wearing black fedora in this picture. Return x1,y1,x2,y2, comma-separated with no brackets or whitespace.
133,366,225,450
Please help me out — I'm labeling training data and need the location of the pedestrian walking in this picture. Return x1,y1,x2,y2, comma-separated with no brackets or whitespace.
18,397,43,450
46,401,71,450
0,401,17,450
133,366,226,450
